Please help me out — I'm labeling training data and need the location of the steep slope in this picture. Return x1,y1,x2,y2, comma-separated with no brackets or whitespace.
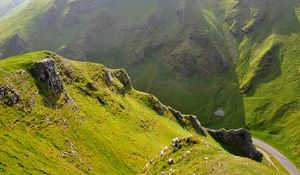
0,51,285,174
0,0,245,130
225,0,300,168
0,0,299,170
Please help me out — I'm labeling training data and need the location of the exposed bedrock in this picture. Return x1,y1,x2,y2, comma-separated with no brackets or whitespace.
208,128,263,161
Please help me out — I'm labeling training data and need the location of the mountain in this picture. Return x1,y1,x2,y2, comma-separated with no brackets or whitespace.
0,0,26,18
0,0,299,170
0,51,285,174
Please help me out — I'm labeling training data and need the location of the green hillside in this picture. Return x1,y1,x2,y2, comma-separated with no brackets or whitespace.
0,0,299,172
0,51,285,174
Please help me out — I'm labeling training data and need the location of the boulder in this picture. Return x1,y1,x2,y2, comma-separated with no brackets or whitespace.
31,58,64,96
214,109,225,117
208,128,263,162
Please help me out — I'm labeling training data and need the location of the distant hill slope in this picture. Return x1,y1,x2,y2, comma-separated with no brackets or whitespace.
0,0,299,170
0,51,285,174
0,0,245,130
0,0,26,18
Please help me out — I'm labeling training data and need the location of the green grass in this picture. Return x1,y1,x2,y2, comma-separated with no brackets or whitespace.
0,51,285,174
144,136,287,175
0,0,300,172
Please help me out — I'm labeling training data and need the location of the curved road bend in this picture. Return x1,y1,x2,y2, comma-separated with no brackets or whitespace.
252,138,300,175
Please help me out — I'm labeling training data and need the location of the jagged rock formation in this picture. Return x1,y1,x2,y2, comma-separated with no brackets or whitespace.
208,128,263,161
169,107,206,136
147,96,167,115
30,58,64,96
113,69,133,94
0,85,20,106
102,69,113,86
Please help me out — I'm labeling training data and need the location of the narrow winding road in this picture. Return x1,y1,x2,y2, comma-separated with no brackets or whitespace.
253,138,300,175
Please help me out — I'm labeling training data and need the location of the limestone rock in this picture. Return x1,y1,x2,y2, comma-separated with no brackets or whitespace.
31,58,64,96
168,107,184,121
208,128,263,161
187,115,206,136
103,70,113,86
113,69,132,93
148,96,167,115
0,85,20,106
168,107,206,136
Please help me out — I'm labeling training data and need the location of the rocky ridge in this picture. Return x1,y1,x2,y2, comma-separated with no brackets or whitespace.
208,128,263,161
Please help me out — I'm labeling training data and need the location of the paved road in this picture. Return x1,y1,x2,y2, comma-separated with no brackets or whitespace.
253,138,300,175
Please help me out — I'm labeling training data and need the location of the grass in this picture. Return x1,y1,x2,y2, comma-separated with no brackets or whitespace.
0,0,299,172
0,51,285,174
144,136,287,175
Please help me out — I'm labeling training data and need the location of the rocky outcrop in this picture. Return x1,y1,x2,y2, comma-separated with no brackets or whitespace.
187,115,206,136
31,58,64,96
208,128,263,161
169,107,206,136
0,85,20,106
169,107,184,121
103,70,114,86
113,69,133,94
148,96,167,115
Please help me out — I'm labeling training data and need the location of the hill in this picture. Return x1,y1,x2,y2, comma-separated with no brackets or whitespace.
0,51,285,174
0,0,299,170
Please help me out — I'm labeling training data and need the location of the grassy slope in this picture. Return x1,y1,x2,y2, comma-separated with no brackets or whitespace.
0,0,246,129
0,0,299,171
0,0,52,42
144,136,288,175
225,0,300,168
0,51,284,175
